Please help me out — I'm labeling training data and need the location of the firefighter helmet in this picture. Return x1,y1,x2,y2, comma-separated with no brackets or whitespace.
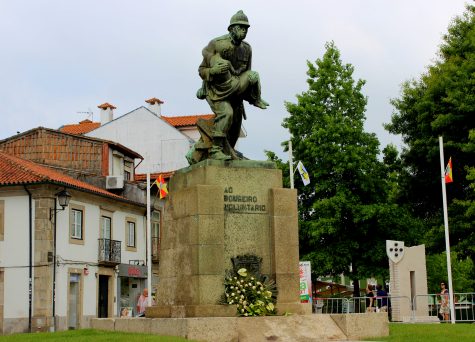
228,10,250,30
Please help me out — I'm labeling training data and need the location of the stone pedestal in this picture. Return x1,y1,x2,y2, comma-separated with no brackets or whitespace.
147,160,310,318
91,313,390,341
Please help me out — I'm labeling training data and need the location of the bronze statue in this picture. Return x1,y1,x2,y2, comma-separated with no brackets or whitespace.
187,10,268,164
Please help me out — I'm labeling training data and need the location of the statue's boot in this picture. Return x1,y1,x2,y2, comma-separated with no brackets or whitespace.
210,146,232,160
210,135,232,161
